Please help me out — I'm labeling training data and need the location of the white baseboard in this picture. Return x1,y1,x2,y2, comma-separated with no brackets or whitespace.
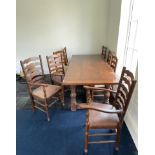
125,111,138,149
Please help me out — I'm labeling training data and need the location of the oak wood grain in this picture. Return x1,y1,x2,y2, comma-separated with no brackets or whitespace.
63,55,119,85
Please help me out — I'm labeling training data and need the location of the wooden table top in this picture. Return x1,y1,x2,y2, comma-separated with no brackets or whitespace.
63,55,120,85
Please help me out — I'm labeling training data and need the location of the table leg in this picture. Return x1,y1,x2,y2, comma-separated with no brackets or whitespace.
86,89,92,103
70,86,77,111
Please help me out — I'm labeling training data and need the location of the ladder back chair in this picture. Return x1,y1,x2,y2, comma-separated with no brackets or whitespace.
110,55,118,72
107,50,113,65
20,55,64,121
46,54,65,85
53,47,69,73
78,67,136,153
101,45,107,60
53,47,68,66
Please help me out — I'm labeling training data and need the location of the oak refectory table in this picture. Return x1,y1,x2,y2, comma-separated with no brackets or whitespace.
62,55,120,111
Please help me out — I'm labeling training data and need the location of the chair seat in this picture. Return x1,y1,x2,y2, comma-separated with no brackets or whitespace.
89,102,119,129
32,84,61,100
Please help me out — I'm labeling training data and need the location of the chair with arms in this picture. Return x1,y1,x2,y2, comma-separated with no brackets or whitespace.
78,67,136,153
20,55,64,121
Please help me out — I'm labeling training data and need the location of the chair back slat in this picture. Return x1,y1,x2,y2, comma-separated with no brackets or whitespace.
27,70,42,81
22,57,39,64
117,95,125,108
116,97,124,109
24,62,40,71
31,75,43,83
25,66,41,76
117,88,127,102
118,83,129,96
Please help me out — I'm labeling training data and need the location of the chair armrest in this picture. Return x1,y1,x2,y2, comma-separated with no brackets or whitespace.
84,86,117,93
28,82,48,87
31,74,44,79
77,103,123,114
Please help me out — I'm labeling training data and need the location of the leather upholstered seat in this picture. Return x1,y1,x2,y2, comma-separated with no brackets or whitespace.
89,103,119,129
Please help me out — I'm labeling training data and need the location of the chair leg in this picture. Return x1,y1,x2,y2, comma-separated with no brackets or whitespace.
27,85,36,112
49,76,54,85
32,101,36,112
60,87,65,106
45,107,50,122
58,88,64,107
86,89,91,103
115,127,121,151
91,90,94,101
105,91,110,104
30,96,36,112
84,112,89,153
44,100,50,122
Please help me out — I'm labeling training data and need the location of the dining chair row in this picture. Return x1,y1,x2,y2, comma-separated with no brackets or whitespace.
92,46,118,101
20,47,68,121
101,45,118,72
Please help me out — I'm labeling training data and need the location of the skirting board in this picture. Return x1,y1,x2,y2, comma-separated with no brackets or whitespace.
125,111,138,149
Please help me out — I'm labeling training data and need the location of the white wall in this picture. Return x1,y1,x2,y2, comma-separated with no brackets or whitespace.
17,0,109,73
106,0,122,52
